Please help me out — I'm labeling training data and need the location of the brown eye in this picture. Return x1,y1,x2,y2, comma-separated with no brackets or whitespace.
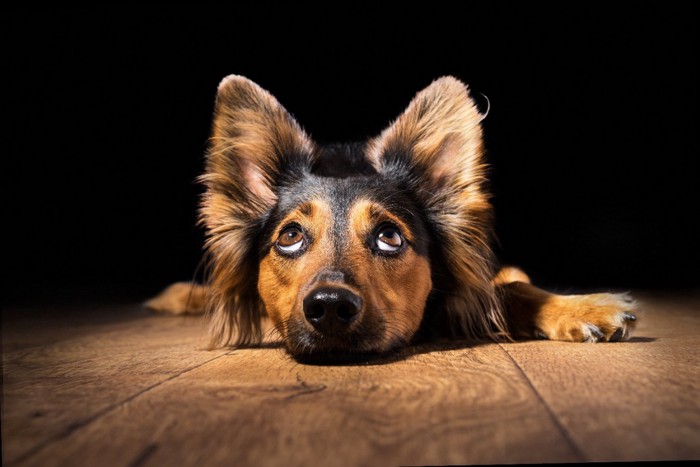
276,227,305,254
376,226,403,253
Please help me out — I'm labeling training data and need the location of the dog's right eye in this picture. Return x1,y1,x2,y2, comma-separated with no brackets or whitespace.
374,224,405,255
276,227,305,255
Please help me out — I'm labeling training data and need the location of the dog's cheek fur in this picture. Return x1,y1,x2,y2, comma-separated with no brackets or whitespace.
367,77,508,341
257,254,296,339
367,253,432,348
348,200,433,349
200,75,317,348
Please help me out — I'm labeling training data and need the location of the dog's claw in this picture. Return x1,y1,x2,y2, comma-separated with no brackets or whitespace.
609,328,625,342
540,293,639,343
585,323,605,342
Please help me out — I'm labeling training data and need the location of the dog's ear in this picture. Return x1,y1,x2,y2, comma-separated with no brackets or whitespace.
201,75,316,348
202,75,315,225
368,77,508,341
367,76,487,198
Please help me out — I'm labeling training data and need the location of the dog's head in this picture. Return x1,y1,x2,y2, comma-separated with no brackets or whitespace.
200,75,505,360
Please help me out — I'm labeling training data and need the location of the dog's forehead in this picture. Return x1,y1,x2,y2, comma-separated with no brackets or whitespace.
272,173,424,231
276,174,393,218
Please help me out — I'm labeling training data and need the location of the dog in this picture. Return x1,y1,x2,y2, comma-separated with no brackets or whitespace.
146,75,638,361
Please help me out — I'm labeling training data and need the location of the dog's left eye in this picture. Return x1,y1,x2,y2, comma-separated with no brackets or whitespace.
376,226,404,253
276,227,305,254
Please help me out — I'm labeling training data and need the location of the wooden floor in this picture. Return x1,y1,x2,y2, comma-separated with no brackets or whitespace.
2,294,699,466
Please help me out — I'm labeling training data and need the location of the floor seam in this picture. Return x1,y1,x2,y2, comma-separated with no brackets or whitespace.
8,350,233,466
497,343,588,462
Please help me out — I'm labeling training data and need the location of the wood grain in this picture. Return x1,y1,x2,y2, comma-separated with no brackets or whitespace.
499,297,700,462
14,345,579,467
3,296,699,466
2,304,226,465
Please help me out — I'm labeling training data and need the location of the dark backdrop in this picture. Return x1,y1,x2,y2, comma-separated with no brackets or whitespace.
4,6,697,305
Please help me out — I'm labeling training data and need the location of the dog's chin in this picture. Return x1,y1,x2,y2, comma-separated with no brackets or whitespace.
283,328,407,365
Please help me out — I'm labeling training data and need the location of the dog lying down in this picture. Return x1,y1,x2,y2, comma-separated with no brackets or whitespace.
147,75,638,361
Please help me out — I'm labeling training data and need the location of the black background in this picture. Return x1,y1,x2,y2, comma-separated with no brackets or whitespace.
4,6,698,306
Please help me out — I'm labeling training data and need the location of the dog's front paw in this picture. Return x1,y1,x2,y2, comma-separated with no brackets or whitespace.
536,293,639,343
144,282,207,315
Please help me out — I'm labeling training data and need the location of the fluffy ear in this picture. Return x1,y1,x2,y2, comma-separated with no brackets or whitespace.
367,76,487,198
202,75,315,225
368,77,508,341
200,75,316,348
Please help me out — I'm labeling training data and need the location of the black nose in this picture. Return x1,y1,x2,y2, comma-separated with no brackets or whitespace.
303,287,362,335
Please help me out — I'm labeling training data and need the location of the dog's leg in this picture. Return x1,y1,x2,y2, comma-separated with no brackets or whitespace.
145,282,282,346
495,267,638,342
144,282,209,315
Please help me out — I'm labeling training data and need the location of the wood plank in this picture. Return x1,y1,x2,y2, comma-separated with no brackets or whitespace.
499,297,700,462
6,296,698,466
2,303,228,465
14,343,580,466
